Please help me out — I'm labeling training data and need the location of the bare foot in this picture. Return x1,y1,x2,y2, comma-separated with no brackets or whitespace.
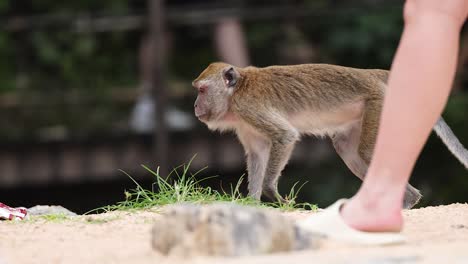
340,197,404,233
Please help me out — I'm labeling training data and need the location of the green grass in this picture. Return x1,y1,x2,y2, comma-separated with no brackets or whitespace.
19,213,73,223
18,213,119,224
89,156,317,214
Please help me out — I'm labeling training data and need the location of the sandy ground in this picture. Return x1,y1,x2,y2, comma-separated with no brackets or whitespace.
1,203,468,264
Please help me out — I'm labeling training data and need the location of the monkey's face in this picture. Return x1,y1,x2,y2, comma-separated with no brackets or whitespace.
192,63,239,124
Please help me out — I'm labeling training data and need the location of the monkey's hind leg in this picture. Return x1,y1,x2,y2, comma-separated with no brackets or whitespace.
332,100,422,209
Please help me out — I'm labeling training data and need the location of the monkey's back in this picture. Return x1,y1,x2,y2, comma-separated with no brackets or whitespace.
235,64,388,113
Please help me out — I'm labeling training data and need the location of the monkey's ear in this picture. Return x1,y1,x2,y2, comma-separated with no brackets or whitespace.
223,67,239,88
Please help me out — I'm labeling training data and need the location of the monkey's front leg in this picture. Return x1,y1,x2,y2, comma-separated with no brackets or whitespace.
239,113,298,202
237,130,271,200
245,151,269,200
262,134,298,202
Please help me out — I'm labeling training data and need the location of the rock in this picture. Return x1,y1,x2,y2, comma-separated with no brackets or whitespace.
151,203,322,257
28,205,77,216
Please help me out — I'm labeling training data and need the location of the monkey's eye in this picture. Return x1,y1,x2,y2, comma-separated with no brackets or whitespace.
199,86,206,94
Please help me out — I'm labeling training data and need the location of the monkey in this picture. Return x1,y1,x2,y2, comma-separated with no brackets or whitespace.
192,62,468,209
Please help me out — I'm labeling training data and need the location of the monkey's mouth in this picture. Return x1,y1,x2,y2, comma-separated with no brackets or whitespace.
196,113,209,121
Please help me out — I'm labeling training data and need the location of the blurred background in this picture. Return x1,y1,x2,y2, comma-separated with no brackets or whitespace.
1,0,467,214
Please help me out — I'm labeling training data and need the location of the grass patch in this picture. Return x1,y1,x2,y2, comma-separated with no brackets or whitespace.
18,213,118,225
25,213,72,223
89,157,317,214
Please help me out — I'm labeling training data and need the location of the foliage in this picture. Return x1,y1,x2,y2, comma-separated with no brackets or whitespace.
1,1,466,138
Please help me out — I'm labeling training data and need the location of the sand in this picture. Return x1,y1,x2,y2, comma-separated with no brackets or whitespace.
1,203,468,264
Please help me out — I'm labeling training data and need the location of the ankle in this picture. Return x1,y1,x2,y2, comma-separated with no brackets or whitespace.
357,170,407,212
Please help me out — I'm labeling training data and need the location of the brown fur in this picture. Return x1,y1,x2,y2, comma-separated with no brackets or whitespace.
193,62,422,208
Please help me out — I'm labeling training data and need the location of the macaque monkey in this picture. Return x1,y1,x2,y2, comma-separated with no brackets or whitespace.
192,62,468,209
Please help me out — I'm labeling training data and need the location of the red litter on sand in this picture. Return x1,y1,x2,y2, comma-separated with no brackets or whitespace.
0,202,27,221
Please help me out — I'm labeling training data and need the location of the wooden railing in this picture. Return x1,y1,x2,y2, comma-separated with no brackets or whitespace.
0,132,332,187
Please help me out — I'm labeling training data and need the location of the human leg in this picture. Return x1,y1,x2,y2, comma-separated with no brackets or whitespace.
341,0,468,232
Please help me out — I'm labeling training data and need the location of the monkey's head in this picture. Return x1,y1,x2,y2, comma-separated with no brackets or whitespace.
192,62,241,124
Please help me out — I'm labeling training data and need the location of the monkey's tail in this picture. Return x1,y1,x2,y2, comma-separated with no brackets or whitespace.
434,117,468,169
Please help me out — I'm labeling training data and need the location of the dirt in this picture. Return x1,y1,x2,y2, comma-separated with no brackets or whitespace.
1,203,468,264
